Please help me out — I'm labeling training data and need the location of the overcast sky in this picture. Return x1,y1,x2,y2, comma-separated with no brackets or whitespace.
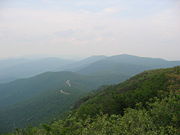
0,0,180,60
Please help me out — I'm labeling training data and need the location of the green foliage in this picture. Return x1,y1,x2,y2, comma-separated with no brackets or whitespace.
149,92,180,128
0,71,128,133
2,66,180,135
7,90,179,135
75,68,172,117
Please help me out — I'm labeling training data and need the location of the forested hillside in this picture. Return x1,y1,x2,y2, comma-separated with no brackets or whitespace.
0,71,128,133
0,55,179,133
1,0,179,134
5,66,179,135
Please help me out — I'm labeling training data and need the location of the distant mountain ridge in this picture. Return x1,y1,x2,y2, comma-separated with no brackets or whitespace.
0,58,75,83
0,70,127,132
0,56,108,83
4,66,180,135
0,54,179,83
77,54,180,76
0,54,179,133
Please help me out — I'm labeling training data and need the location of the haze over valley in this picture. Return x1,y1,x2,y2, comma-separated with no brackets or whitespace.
0,54,179,133
0,0,179,134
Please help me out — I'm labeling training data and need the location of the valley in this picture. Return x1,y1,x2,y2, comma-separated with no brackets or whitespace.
0,54,179,133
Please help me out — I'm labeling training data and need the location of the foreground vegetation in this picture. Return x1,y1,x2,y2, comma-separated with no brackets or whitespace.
4,66,180,135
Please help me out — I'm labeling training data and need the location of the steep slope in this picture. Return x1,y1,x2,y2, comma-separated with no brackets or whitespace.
0,70,128,133
7,66,179,135
75,66,180,117
0,55,179,134
0,71,91,132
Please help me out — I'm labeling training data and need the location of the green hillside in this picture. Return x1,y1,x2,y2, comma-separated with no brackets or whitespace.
75,66,180,117
0,71,128,133
0,54,179,133
5,66,179,135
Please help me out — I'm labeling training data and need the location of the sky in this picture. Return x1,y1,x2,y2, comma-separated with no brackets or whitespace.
0,0,180,60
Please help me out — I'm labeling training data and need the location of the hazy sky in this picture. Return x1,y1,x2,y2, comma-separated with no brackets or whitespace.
0,0,180,60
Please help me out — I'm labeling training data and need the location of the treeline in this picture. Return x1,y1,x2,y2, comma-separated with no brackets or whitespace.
4,66,180,135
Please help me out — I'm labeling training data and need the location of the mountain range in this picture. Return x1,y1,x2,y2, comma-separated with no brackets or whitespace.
3,66,180,135
0,54,179,133
1,54,179,83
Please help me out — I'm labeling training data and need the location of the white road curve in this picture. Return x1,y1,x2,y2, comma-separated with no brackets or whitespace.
59,89,70,95
66,80,71,87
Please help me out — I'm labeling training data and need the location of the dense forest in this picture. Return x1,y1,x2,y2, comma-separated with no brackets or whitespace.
3,66,179,135
1,0,179,134
1,54,180,133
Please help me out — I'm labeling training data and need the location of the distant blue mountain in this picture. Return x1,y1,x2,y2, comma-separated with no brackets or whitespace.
0,58,74,83
77,54,180,76
0,54,179,133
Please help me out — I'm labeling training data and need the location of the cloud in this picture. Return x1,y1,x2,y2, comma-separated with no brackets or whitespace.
0,0,180,60
103,7,122,14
